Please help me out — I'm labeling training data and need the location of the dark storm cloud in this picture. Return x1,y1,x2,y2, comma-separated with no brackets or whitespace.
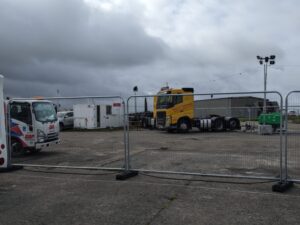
1,0,300,99
0,0,166,96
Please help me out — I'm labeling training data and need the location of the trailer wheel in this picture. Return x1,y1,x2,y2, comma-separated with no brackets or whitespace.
177,118,190,133
213,118,224,131
228,118,240,130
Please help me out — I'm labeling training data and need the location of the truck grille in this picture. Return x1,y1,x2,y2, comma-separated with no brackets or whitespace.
156,111,166,126
47,132,59,142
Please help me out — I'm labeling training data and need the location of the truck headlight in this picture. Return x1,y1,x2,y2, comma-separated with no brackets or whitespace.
166,116,171,127
151,118,155,126
37,129,46,143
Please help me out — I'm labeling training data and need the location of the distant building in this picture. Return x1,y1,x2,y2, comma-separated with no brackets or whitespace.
194,96,279,119
288,111,297,116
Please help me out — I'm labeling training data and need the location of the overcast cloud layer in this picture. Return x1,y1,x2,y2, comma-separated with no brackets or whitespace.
1,0,300,98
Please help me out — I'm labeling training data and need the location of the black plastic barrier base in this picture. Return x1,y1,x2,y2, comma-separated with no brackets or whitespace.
272,181,294,193
0,165,23,173
116,171,139,180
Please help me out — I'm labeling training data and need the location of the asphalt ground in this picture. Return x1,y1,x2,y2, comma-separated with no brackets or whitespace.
1,168,300,225
1,129,300,225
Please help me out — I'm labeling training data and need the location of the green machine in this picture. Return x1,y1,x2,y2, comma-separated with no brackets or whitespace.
258,112,281,129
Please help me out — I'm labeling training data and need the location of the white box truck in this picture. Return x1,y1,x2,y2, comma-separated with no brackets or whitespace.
0,75,59,162
8,99,60,154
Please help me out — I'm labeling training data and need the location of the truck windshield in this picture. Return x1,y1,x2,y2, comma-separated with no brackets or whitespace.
33,102,57,123
157,95,173,109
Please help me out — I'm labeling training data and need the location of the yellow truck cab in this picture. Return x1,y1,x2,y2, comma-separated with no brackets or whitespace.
154,87,194,132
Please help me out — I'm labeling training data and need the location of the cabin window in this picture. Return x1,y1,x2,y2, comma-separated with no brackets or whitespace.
106,105,112,115
10,103,32,125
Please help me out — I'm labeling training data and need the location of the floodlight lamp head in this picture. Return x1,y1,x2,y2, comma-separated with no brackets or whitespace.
270,55,276,60
257,56,261,60
265,57,269,63
259,60,263,65
270,61,275,65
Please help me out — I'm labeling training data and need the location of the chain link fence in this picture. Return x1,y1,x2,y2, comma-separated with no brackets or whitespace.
7,96,126,171
126,91,283,180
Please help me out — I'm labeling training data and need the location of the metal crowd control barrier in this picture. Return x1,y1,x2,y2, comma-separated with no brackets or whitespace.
0,75,10,171
285,91,300,183
126,91,284,183
5,96,128,173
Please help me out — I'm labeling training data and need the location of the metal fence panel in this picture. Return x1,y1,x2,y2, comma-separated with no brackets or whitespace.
127,91,283,180
0,75,8,170
285,91,300,182
7,96,126,171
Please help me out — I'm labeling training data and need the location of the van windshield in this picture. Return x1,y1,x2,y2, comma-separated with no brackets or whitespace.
33,102,57,122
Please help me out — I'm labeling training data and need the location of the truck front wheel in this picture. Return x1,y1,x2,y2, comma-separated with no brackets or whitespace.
177,118,191,133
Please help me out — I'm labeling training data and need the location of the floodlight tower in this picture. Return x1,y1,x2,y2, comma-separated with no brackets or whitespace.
256,55,276,113
133,86,138,114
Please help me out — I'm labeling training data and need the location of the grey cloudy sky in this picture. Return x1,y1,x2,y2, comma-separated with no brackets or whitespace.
1,0,300,98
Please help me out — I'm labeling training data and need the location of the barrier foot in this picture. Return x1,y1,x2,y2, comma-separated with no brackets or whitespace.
116,170,139,180
0,165,23,173
272,181,294,193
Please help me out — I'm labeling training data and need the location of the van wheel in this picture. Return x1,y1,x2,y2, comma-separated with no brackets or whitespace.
11,139,24,156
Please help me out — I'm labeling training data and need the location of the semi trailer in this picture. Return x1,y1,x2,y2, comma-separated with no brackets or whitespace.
151,87,240,132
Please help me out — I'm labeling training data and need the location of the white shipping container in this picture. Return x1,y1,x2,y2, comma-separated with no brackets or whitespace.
73,103,123,129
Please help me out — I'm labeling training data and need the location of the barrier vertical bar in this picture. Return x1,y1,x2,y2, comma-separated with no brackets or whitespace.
123,100,128,171
0,75,22,172
272,92,294,192
285,94,289,182
0,75,8,170
115,98,138,180
280,94,283,182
